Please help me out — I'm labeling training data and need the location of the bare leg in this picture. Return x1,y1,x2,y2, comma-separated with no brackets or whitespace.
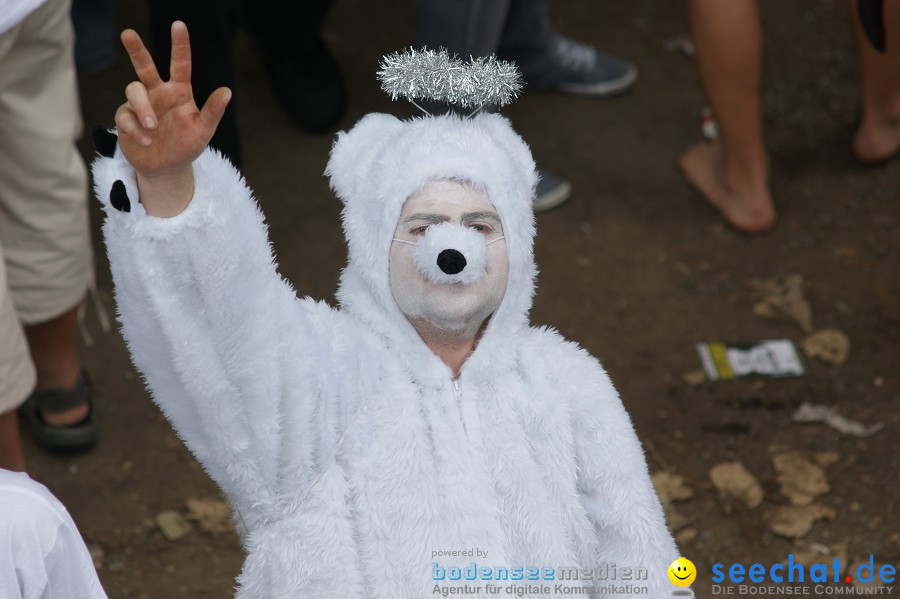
678,0,775,234
24,306,87,427
0,411,26,472
850,0,900,162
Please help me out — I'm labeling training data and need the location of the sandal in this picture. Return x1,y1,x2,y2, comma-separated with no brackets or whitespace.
18,371,98,451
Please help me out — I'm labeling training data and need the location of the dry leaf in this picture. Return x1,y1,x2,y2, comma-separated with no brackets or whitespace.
664,35,696,57
767,504,836,539
772,451,830,506
155,510,192,541
802,329,850,365
709,462,763,509
652,472,695,505
812,451,840,467
186,497,233,534
682,369,706,385
834,300,854,316
793,403,884,437
787,542,847,568
833,246,863,265
652,472,694,532
753,302,781,320
675,528,698,544
665,505,692,532
751,274,813,332
88,543,105,570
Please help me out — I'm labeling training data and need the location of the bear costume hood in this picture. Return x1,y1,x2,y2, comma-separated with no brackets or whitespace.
328,112,538,380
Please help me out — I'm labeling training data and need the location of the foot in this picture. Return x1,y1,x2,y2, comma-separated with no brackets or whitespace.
678,141,775,234
518,36,638,97
853,112,900,163
40,401,90,427
19,372,97,451
35,369,87,427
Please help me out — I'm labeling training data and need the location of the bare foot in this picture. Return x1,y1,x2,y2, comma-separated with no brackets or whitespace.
678,141,775,234
853,113,900,163
41,402,89,427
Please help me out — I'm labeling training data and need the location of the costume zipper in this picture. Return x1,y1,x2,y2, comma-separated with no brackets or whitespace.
452,378,467,436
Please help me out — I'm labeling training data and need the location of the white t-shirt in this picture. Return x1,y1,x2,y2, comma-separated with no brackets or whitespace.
0,0,47,36
0,469,107,599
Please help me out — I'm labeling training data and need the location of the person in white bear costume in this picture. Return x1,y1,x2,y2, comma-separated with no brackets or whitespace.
95,22,685,599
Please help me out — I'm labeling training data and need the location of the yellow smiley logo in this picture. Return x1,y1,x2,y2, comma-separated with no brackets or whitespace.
668,557,696,587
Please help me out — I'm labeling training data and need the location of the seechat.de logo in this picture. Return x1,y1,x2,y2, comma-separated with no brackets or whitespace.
711,554,895,585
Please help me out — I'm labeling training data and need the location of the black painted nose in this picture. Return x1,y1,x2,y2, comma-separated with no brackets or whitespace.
437,249,466,275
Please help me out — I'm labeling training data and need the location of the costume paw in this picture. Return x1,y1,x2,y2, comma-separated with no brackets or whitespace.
110,180,131,213
91,128,146,218
92,125,118,158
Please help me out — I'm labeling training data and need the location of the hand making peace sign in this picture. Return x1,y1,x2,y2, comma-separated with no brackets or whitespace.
115,21,231,217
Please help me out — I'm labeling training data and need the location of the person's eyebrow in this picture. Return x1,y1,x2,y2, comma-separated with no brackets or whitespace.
402,213,450,224
461,211,501,224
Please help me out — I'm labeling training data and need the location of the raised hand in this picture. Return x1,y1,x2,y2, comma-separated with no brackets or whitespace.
115,21,231,217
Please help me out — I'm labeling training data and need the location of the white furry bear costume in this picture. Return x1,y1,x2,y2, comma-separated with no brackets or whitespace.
93,112,681,598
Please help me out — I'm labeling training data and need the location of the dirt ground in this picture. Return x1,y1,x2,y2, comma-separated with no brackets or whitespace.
20,0,898,596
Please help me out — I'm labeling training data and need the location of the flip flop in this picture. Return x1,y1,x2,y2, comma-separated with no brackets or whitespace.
18,371,98,451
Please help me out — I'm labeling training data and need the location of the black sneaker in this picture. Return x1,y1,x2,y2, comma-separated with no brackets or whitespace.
534,169,573,212
520,36,638,97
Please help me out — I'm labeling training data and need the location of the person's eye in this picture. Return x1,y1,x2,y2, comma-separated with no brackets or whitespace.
468,223,494,234
410,224,430,236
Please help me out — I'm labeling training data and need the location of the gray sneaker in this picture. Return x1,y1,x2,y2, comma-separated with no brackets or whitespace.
521,37,638,97
534,169,573,212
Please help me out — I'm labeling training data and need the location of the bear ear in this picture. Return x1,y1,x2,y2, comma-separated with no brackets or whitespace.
326,113,405,204
474,113,536,187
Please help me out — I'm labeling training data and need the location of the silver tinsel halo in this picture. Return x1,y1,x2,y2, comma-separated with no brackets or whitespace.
377,48,523,111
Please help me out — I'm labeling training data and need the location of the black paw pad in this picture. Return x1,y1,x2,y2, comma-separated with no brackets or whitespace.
110,180,131,212
92,125,118,158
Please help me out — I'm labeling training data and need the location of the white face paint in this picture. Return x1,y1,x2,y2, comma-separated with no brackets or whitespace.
389,179,509,340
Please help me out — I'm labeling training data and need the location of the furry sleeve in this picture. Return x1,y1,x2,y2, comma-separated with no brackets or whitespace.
557,342,687,598
93,144,327,524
